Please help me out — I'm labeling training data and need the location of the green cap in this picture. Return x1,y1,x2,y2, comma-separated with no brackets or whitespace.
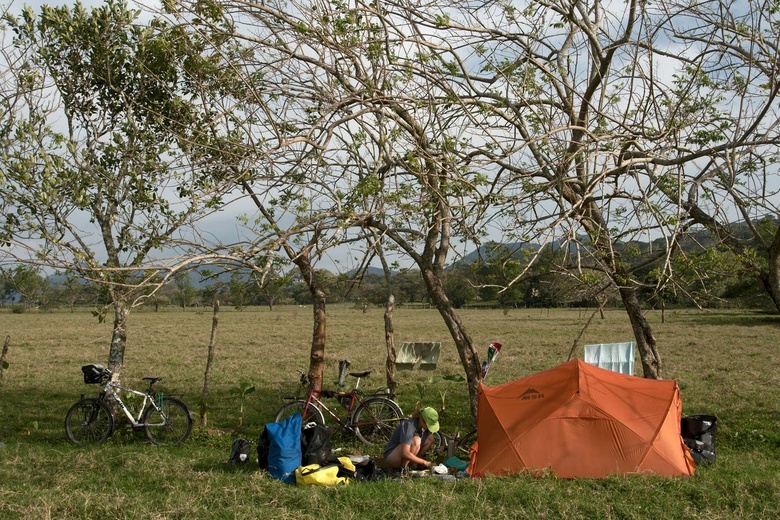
421,407,440,433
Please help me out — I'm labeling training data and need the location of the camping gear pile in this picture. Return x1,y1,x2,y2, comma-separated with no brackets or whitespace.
239,413,386,485
235,348,716,483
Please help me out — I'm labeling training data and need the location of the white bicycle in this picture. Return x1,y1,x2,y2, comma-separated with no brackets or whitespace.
65,364,192,446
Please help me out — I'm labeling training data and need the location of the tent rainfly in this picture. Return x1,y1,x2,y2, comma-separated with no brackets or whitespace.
468,359,696,478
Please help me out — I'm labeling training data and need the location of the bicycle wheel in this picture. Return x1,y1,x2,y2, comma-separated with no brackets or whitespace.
454,429,477,458
274,400,325,426
428,430,445,454
351,397,403,445
143,396,193,446
65,398,114,446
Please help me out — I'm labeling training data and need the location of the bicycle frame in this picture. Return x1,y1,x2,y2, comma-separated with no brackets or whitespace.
99,380,162,427
275,368,403,446
300,388,360,430
292,369,373,428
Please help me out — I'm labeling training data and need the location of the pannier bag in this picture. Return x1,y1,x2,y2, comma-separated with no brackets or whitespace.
228,438,253,464
296,462,351,487
82,364,105,384
334,456,356,479
296,456,356,486
681,414,717,465
301,423,333,466
263,413,302,484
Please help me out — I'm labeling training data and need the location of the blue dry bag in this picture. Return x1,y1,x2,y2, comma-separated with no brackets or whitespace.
264,413,302,484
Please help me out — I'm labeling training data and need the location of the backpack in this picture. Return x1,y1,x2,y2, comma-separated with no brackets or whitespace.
262,413,302,484
301,423,332,466
681,414,717,465
228,438,253,464
353,457,387,481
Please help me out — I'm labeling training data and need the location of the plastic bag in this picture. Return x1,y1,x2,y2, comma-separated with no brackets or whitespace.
301,423,332,466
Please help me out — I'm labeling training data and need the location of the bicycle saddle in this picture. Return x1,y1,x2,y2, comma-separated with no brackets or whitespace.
142,376,163,384
349,370,371,378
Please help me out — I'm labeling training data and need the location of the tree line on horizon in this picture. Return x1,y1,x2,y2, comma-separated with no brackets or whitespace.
3,220,775,312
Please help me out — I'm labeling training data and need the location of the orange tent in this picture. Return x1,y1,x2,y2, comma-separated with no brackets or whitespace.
467,359,696,478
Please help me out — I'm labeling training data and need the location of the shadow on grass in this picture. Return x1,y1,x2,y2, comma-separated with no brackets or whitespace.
683,311,780,327
718,409,780,451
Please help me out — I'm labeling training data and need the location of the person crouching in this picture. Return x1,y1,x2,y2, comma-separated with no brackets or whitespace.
383,407,440,471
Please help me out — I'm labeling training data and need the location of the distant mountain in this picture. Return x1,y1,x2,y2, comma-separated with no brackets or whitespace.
46,265,239,289
457,217,777,266
458,238,586,265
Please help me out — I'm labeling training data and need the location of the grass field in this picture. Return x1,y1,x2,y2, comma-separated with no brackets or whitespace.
0,304,779,519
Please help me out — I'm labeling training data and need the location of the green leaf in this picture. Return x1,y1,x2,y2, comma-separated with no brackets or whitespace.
229,381,255,397
415,382,426,400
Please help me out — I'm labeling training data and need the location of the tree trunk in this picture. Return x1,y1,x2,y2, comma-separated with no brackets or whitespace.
362,211,482,418
106,300,129,382
200,298,220,426
240,181,327,389
384,294,397,397
764,223,780,312
576,198,663,379
0,335,10,382
293,253,326,391
309,286,327,390
618,286,662,379
375,236,399,397
420,267,482,419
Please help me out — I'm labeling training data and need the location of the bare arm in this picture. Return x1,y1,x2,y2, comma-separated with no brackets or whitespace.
399,443,432,468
